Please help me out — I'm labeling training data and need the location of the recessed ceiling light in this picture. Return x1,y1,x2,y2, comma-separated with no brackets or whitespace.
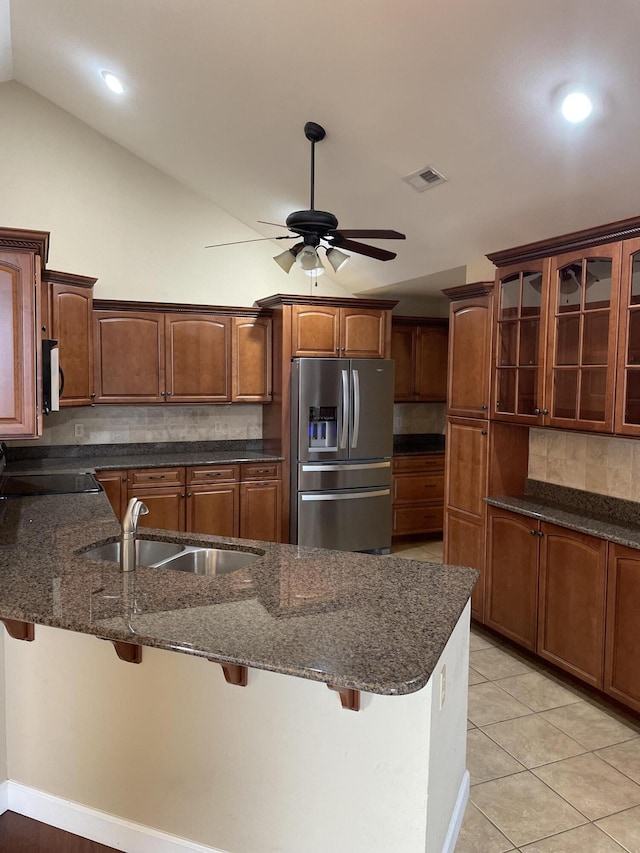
101,70,124,95
561,92,593,123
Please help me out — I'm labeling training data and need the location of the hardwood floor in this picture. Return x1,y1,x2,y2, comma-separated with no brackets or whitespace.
0,812,119,853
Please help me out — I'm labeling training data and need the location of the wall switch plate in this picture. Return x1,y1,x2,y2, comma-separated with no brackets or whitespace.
74,423,84,438
439,665,446,710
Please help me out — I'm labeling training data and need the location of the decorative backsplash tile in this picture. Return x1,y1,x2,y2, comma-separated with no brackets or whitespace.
393,403,446,435
9,405,263,447
529,428,640,501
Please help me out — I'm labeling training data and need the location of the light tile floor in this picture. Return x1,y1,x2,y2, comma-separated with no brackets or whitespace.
391,538,640,853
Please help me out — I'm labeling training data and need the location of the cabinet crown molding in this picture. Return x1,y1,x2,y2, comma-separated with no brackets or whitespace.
93,299,272,317
43,269,97,288
256,293,398,310
442,282,494,300
0,227,49,264
487,214,640,267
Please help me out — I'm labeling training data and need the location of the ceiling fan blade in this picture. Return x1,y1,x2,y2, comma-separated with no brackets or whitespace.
205,235,295,248
330,238,397,261
258,220,288,228
330,229,406,240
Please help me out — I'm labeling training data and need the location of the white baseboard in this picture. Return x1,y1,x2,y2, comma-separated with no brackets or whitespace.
441,769,470,853
0,780,227,853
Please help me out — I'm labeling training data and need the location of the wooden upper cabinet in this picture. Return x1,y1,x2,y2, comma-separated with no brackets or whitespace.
391,318,448,401
291,305,339,356
93,311,165,403
615,237,640,435
0,251,40,438
232,316,272,402
444,284,493,418
340,307,388,358
291,304,389,358
165,314,231,402
545,246,620,432
46,272,96,407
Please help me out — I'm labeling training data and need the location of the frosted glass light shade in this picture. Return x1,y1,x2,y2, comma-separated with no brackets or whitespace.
273,249,296,273
326,247,350,272
297,245,325,275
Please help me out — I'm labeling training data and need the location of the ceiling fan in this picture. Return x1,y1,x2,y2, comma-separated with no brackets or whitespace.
205,121,406,275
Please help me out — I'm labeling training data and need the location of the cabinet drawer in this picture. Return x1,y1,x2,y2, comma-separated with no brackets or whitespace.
241,462,282,481
392,505,444,535
393,474,444,503
393,454,445,474
187,465,239,485
128,467,185,488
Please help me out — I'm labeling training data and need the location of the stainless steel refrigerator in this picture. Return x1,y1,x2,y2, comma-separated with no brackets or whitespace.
290,357,394,553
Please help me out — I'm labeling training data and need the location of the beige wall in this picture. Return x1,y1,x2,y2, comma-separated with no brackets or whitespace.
0,81,351,306
529,428,640,501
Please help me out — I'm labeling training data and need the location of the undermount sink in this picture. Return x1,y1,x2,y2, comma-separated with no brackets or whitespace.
80,539,263,575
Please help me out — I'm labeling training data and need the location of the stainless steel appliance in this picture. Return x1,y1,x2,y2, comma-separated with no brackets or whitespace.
290,358,394,552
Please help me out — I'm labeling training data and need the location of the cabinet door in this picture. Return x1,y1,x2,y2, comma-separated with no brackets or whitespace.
232,316,272,402
615,237,640,435
538,523,607,687
445,418,488,519
605,544,640,713
444,510,485,622
186,485,239,537
94,312,165,403
0,252,39,438
415,325,448,400
546,246,620,432
390,325,416,400
240,480,282,542
392,504,444,535
51,283,94,406
129,486,185,532
165,314,230,402
486,508,539,650
95,469,128,522
291,305,339,356
340,307,388,358
493,260,549,424
448,294,492,417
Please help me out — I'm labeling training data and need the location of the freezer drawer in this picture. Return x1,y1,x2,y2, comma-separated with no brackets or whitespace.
296,487,392,552
297,460,391,491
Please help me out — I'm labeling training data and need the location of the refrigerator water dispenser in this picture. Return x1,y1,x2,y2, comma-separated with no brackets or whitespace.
308,406,338,451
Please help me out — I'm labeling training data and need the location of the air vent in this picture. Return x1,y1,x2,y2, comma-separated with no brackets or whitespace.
403,165,448,192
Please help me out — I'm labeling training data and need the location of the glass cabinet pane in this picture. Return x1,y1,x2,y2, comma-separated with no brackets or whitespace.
496,369,516,413
628,310,640,364
553,370,578,419
499,322,518,366
579,368,606,422
557,263,582,313
585,259,612,310
519,319,539,366
556,316,580,365
521,272,542,317
625,370,640,424
582,312,609,364
517,369,537,415
630,256,640,306
500,275,520,320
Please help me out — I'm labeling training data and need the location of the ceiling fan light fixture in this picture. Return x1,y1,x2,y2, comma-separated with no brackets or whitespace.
273,248,297,273
326,247,350,272
297,244,324,274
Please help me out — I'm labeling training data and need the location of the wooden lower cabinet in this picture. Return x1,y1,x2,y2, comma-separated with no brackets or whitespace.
392,454,445,537
129,485,186,532
95,469,128,522
486,507,539,650
538,523,607,688
605,544,640,712
187,485,239,537
444,510,485,621
240,480,282,542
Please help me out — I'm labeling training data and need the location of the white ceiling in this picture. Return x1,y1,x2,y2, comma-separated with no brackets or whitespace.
5,0,640,298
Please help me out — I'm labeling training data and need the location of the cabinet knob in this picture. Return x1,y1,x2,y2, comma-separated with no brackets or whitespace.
167,391,172,396
534,408,541,415
481,430,487,435
537,530,544,537
481,404,488,410
530,529,537,535
90,392,96,398
542,408,549,415
161,391,166,396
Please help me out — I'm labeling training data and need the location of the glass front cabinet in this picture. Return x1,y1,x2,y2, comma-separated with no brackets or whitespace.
616,237,640,435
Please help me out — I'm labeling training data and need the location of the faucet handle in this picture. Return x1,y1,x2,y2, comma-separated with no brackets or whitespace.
139,501,149,517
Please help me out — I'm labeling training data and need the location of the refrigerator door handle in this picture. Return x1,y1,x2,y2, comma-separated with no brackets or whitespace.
301,489,390,502
339,369,349,449
351,368,360,449
301,461,391,472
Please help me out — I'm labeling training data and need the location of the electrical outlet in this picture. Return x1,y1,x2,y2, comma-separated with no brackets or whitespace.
439,665,446,710
74,423,84,438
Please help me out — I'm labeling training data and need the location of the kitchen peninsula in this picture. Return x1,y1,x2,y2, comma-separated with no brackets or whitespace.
0,476,477,853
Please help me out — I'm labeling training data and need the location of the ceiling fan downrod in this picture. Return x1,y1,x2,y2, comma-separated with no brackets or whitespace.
304,121,325,211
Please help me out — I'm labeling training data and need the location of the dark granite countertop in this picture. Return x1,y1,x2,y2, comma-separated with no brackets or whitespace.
393,434,445,456
4,441,283,475
0,491,477,696
486,480,640,551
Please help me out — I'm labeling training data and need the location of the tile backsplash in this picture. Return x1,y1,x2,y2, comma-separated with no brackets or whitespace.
529,428,640,501
9,405,263,447
393,403,446,435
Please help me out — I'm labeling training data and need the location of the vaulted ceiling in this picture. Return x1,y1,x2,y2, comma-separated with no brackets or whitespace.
4,0,640,297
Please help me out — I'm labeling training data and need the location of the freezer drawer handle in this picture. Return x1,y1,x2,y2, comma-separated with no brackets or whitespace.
301,489,390,502
301,461,391,472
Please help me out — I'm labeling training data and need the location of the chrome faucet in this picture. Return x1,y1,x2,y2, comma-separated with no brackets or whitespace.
121,498,149,572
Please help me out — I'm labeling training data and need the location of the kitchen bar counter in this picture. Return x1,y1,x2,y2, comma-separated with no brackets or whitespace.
486,479,640,550
0,490,477,696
